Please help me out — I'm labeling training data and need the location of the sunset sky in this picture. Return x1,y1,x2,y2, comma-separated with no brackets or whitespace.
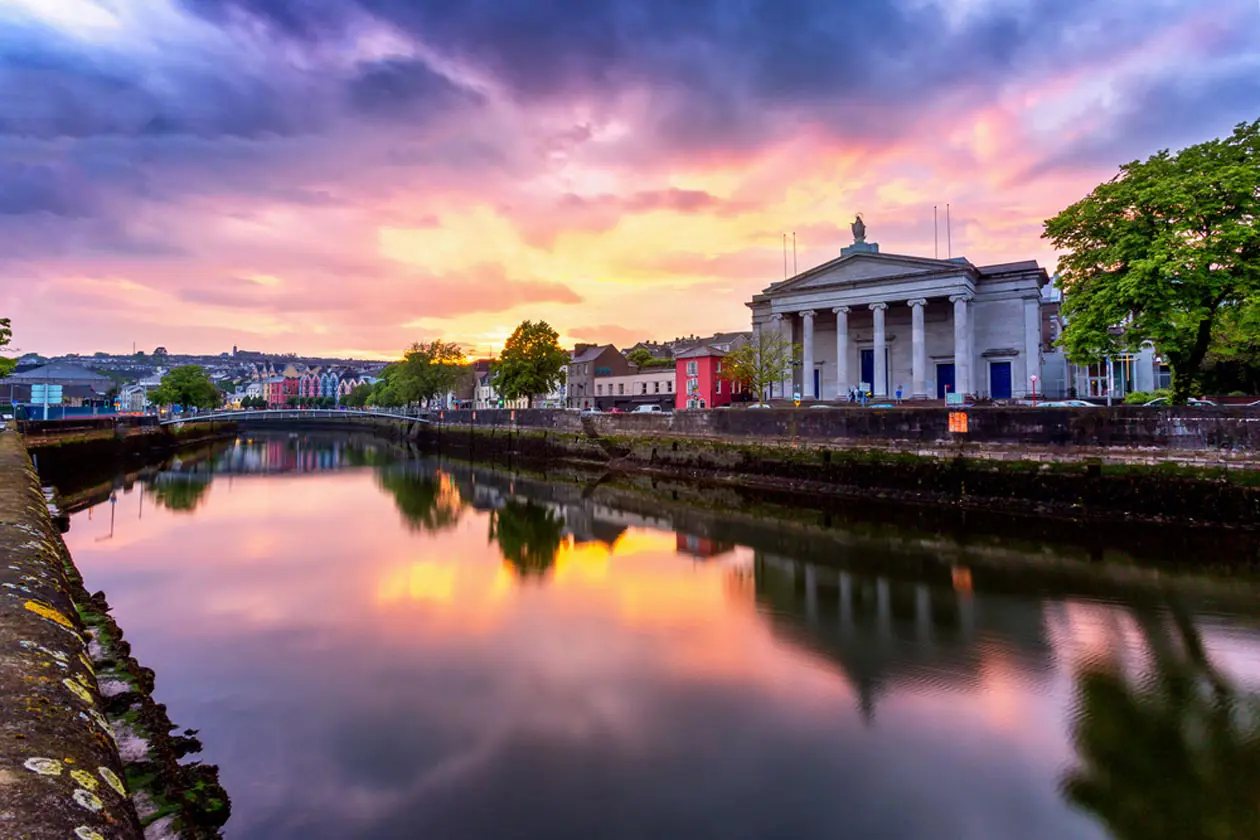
2,0,1257,359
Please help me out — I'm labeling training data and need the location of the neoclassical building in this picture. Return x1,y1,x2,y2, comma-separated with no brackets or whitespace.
748,221,1051,401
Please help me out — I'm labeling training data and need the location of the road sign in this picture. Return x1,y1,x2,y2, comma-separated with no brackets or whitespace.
30,384,63,404
946,392,964,406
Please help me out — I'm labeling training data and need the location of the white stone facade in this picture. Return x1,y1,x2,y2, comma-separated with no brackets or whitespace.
748,240,1051,400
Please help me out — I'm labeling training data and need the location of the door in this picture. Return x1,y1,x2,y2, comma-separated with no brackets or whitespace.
990,362,1012,399
860,349,874,392
812,369,820,400
936,363,955,399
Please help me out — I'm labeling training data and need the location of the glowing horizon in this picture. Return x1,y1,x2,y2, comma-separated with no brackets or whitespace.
2,0,1257,358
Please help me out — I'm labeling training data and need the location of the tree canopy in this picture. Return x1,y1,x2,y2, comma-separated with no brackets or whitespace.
720,328,796,405
1044,120,1260,402
341,382,374,407
0,317,14,377
150,365,220,409
361,340,466,407
492,320,569,407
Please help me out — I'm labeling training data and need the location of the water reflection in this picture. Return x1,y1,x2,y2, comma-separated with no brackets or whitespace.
377,468,464,534
1063,611,1260,840
489,499,566,578
58,434,1260,840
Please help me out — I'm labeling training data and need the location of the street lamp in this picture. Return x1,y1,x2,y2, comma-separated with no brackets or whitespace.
1030,374,1038,407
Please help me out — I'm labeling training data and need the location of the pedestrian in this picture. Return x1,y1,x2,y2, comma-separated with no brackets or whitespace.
895,384,903,403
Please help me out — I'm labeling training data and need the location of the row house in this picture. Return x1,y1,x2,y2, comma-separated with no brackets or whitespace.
262,376,297,407
592,367,676,411
567,345,630,409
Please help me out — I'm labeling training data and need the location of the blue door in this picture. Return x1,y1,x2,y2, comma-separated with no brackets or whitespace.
990,362,1012,399
936,363,955,399
860,349,874,391
812,368,820,400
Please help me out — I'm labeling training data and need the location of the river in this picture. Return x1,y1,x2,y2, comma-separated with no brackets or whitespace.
60,433,1260,840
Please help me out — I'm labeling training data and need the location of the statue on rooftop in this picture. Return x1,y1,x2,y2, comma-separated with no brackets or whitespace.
851,214,866,244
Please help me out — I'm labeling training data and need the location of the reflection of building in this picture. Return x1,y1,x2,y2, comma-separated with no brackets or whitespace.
675,532,735,559
754,553,1053,721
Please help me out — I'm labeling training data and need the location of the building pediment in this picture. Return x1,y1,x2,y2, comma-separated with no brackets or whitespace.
764,252,973,296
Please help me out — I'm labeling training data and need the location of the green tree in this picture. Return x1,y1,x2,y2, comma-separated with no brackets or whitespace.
489,498,565,578
1044,121,1260,403
720,328,797,405
627,348,655,368
0,317,13,377
395,340,466,406
492,320,569,407
342,383,373,407
1201,299,1260,394
149,365,220,410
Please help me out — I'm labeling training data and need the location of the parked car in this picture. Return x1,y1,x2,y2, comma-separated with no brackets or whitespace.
579,407,601,415
633,404,665,414
1143,397,1217,406
1040,399,1095,407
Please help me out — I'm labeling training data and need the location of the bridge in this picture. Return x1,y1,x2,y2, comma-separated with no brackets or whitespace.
160,408,430,426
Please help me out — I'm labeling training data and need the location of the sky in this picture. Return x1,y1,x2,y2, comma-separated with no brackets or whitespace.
1,0,1257,360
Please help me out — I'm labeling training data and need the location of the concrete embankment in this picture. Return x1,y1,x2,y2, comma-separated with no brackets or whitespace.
23,418,234,502
0,430,229,839
414,408,1260,528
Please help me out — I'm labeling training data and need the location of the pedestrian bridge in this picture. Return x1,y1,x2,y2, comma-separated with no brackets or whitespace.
159,409,430,426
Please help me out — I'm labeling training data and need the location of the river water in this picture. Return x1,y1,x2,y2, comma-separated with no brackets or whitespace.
61,434,1260,840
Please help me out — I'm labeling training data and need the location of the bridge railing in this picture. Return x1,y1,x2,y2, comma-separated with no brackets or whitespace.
160,409,430,425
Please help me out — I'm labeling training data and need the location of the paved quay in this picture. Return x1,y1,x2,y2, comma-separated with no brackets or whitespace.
0,429,144,839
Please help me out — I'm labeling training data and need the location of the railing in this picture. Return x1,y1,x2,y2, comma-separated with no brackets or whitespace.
159,409,430,426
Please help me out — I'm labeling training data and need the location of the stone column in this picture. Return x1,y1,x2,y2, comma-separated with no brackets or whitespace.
773,313,792,399
950,294,972,396
1023,295,1041,397
800,310,816,400
833,306,849,398
870,302,888,397
908,298,927,399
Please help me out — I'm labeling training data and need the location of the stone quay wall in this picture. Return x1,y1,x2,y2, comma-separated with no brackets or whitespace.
415,408,1260,527
427,406,1260,460
0,431,229,839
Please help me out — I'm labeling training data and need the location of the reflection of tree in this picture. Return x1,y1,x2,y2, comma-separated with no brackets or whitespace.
148,478,211,513
377,469,464,533
490,499,564,579
1063,602,1260,840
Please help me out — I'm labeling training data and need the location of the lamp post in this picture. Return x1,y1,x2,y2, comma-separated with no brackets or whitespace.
1030,374,1038,407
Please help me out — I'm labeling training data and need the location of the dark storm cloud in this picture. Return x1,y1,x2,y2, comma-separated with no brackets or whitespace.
1018,63,1260,182
0,33,314,139
345,58,481,116
178,0,1191,147
0,162,92,216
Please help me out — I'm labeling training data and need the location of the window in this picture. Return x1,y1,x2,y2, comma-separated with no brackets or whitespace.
667,380,673,392
597,384,603,395
687,376,699,393
618,383,625,395
654,381,660,393
686,360,698,375
641,382,647,394
716,379,723,394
